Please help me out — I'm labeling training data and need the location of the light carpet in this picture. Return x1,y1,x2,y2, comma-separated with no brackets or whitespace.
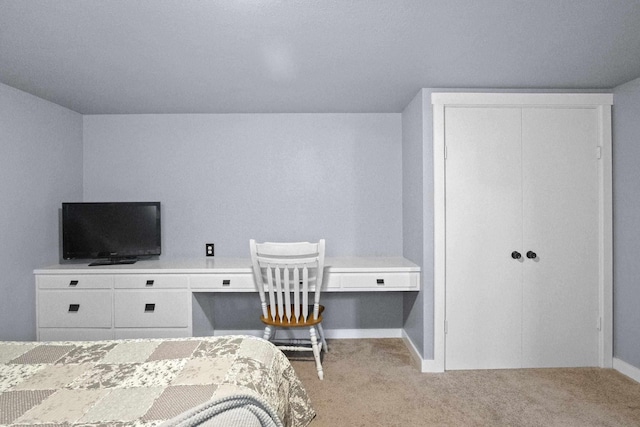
289,339,640,426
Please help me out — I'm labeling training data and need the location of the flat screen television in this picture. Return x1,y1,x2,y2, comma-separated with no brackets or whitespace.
62,202,161,266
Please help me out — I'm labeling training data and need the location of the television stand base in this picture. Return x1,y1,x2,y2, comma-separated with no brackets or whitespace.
89,258,138,266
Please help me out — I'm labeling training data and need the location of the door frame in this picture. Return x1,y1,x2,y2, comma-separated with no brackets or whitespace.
431,92,613,372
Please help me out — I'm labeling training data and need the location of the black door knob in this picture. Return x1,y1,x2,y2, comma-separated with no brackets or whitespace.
526,251,537,259
511,251,522,260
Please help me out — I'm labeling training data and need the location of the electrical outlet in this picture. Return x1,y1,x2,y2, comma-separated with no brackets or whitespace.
206,243,215,257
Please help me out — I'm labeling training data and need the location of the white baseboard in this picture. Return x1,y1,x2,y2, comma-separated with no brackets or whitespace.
216,328,443,372
401,330,423,371
613,357,640,383
323,328,403,339
213,328,403,340
401,330,444,373
421,358,444,373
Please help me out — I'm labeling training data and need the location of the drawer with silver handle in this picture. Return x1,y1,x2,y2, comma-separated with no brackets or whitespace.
114,290,189,328
114,274,188,289
189,274,255,290
38,275,113,289
38,290,112,328
338,272,418,290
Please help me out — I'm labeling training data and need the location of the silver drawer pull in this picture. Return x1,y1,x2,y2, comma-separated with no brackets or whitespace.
376,279,385,285
222,279,231,286
68,304,80,312
69,280,79,287
144,303,155,312
146,280,154,286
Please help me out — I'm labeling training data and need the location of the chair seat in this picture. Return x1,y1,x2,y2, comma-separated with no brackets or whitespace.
260,305,325,327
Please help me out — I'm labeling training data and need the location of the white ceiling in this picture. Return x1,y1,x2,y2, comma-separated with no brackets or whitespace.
1,0,639,114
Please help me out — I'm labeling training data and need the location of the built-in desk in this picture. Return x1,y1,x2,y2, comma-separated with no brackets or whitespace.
34,257,420,341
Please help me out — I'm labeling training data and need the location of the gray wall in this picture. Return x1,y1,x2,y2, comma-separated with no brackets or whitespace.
82,114,402,257
0,83,83,340
613,77,640,370
420,90,436,359
401,90,425,356
82,113,405,331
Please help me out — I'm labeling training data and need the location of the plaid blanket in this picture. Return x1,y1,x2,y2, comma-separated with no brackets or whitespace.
0,336,315,426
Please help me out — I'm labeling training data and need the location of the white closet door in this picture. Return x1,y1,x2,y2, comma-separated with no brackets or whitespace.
521,108,600,367
445,107,523,370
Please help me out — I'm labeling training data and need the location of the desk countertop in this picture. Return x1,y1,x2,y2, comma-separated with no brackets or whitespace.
35,256,420,275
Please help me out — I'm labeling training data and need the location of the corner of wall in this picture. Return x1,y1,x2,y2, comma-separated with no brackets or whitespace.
613,358,640,384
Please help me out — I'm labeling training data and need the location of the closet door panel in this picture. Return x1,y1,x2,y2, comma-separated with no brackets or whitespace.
521,108,600,367
445,107,523,370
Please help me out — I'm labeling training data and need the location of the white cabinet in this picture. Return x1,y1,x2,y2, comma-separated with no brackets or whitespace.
112,274,190,338
337,272,417,289
114,290,189,328
37,275,113,340
38,290,112,328
36,274,191,341
38,274,112,289
434,93,612,370
35,257,421,341
113,274,188,289
189,274,255,290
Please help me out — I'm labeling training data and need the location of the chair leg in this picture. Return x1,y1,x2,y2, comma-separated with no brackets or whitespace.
309,326,324,380
317,323,328,353
263,325,273,341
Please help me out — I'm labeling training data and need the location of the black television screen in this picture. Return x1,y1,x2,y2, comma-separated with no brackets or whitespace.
62,202,161,266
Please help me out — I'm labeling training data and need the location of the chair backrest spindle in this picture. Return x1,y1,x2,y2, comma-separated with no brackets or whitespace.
250,239,326,324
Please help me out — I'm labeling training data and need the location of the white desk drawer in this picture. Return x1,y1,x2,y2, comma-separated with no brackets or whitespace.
114,290,189,328
38,275,113,289
190,274,256,290
38,290,112,328
339,272,417,289
114,274,188,289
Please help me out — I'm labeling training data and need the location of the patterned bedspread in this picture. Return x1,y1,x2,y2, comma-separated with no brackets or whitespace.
0,336,315,427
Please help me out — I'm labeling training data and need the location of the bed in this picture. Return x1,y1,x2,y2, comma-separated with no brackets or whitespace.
0,335,315,426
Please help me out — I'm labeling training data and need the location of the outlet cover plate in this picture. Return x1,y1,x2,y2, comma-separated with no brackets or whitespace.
206,243,214,257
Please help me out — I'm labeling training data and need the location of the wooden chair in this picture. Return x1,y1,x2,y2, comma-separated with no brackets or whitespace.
249,239,327,380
